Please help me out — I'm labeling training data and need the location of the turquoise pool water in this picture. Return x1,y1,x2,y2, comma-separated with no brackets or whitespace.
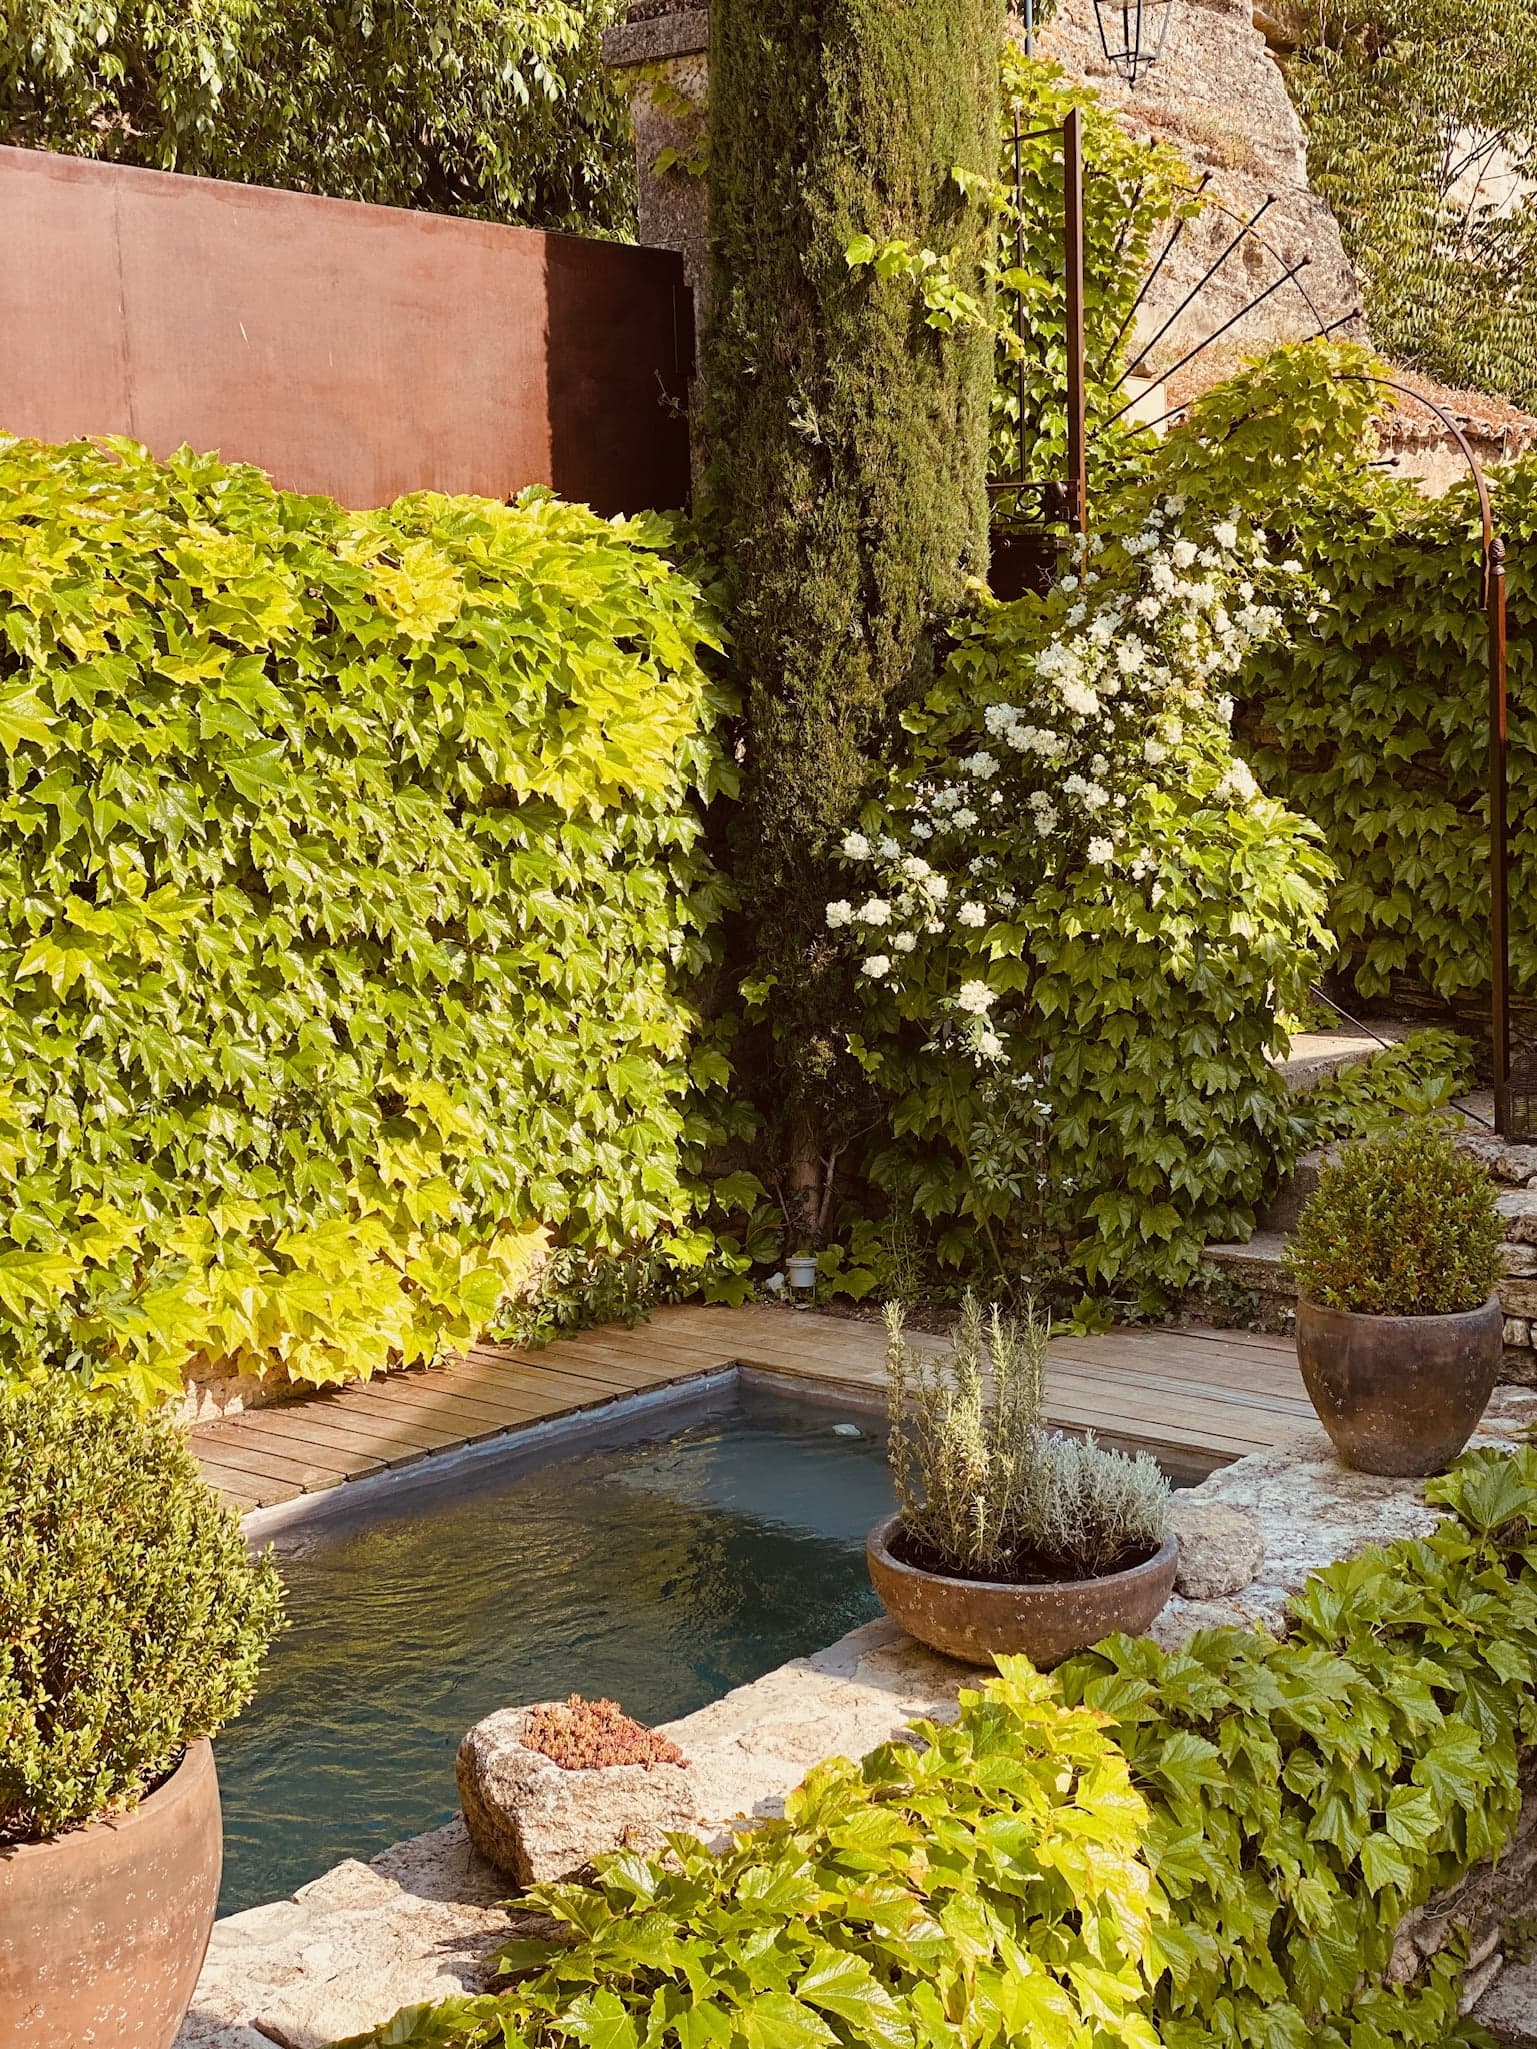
215,1379,895,1914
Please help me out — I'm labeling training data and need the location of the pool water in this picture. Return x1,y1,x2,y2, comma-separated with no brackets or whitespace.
215,1380,896,1914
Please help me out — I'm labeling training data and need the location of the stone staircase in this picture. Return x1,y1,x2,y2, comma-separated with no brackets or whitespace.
1201,1027,1537,1384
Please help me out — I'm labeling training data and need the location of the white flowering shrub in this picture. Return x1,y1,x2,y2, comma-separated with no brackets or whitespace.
826,502,1335,1305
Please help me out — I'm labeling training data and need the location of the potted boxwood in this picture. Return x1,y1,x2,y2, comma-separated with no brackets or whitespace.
1286,1120,1504,1477
867,1296,1175,1667
0,1379,283,2049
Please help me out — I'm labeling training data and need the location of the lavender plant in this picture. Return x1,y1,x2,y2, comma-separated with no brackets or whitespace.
885,1296,1170,1581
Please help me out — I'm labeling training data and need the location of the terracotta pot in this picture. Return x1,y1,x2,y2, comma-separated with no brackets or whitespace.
1295,1295,1503,1478
866,1513,1178,1668
0,1739,222,2049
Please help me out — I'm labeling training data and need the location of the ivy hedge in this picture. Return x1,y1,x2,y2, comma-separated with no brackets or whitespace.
1238,445,1537,1010
340,1443,1537,2049
0,437,730,1403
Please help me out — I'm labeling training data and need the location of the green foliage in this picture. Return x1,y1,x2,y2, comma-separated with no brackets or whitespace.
0,0,632,235
0,436,730,1401
0,1377,282,1839
824,506,1333,1311
1148,339,1537,1010
886,1295,1170,1578
1063,1442,1537,2047
343,1443,1537,2049
1301,1029,1478,1146
336,1659,1163,2049
1245,455,1537,1007
1286,1119,1502,1315
1290,0,1537,407
988,51,1198,505
704,0,1004,1188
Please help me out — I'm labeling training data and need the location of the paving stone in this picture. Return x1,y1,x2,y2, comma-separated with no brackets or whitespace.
1170,1501,1263,1600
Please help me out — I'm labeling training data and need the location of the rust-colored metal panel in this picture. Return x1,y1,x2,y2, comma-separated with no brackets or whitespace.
0,147,692,515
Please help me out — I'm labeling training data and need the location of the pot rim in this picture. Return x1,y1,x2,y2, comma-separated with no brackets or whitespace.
1297,1292,1503,1326
867,1511,1177,1599
1,1737,212,1858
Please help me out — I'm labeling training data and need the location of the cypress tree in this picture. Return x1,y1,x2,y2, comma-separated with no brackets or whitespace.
705,0,1003,1227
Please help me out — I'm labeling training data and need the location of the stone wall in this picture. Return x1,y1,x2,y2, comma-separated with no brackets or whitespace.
1035,0,1365,389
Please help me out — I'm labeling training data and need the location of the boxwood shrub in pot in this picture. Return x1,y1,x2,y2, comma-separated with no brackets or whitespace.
867,1296,1175,1665
0,1380,283,2049
1285,1119,1503,1476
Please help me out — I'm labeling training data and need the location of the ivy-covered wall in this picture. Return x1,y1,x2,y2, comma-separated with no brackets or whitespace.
1199,368,1537,1011
0,436,730,1403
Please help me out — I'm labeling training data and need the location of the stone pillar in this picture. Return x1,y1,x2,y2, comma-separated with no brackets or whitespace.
602,2,711,312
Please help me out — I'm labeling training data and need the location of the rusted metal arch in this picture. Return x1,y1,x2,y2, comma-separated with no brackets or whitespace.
1340,371,1514,1135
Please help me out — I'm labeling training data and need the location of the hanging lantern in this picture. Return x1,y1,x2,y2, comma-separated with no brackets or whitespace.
1090,0,1177,87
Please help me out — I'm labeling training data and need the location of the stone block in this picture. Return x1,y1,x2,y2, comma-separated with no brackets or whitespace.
1497,1147,1537,1186
458,1705,703,1886
1507,1318,1534,1346
1170,1501,1264,1600
1498,1192,1537,1244
1504,1246,1537,1278
1506,1347,1537,1388
1480,1953,1537,2045
1501,1281,1537,1318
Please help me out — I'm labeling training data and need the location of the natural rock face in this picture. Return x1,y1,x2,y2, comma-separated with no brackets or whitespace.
1037,0,1365,379
1170,1499,1263,1599
458,1706,703,1884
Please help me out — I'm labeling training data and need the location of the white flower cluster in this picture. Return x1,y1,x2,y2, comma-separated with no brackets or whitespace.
826,502,1306,1053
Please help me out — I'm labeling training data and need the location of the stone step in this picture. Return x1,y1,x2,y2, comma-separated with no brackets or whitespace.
1268,1025,1413,1095
1202,1232,1294,1301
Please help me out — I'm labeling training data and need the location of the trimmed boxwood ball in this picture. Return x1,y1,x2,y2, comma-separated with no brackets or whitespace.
1286,1118,1502,1316
0,1379,283,1840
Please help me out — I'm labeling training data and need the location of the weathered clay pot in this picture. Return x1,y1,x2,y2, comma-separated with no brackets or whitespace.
1295,1295,1503,1478
0,1739,222,2049
866,1514,1179,1668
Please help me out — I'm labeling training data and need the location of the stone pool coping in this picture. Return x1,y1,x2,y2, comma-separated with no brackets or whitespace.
180,1388,1537,2049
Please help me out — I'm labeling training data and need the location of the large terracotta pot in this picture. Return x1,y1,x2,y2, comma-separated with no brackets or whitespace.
867,1513,1178,1668
0,1739,222,2049
1295,1295,1503,1478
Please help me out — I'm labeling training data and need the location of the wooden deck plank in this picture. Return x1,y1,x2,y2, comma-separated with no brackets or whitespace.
195,1305,1309,1513
199,1397,458,1463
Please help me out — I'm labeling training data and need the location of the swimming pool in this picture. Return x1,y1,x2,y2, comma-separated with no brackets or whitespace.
215,1377,896,1914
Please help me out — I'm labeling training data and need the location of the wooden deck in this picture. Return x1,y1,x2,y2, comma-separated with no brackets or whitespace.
191,1307,1311,1515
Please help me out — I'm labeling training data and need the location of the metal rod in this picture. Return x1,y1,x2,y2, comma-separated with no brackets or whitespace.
1118,306,1363,443
1094,172,1212,382
1102,251,1308,427
1113,195,1276,389
1064,107,1088,535
1491,533,1512,1133
1015,108,1028,490
1339,372,1511,1132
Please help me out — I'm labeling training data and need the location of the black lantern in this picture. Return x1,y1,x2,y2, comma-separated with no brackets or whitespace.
1090,0,1177,87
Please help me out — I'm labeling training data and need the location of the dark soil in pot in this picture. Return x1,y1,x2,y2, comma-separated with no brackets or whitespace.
887,1521,1158,1587
867,1512,1178,1668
